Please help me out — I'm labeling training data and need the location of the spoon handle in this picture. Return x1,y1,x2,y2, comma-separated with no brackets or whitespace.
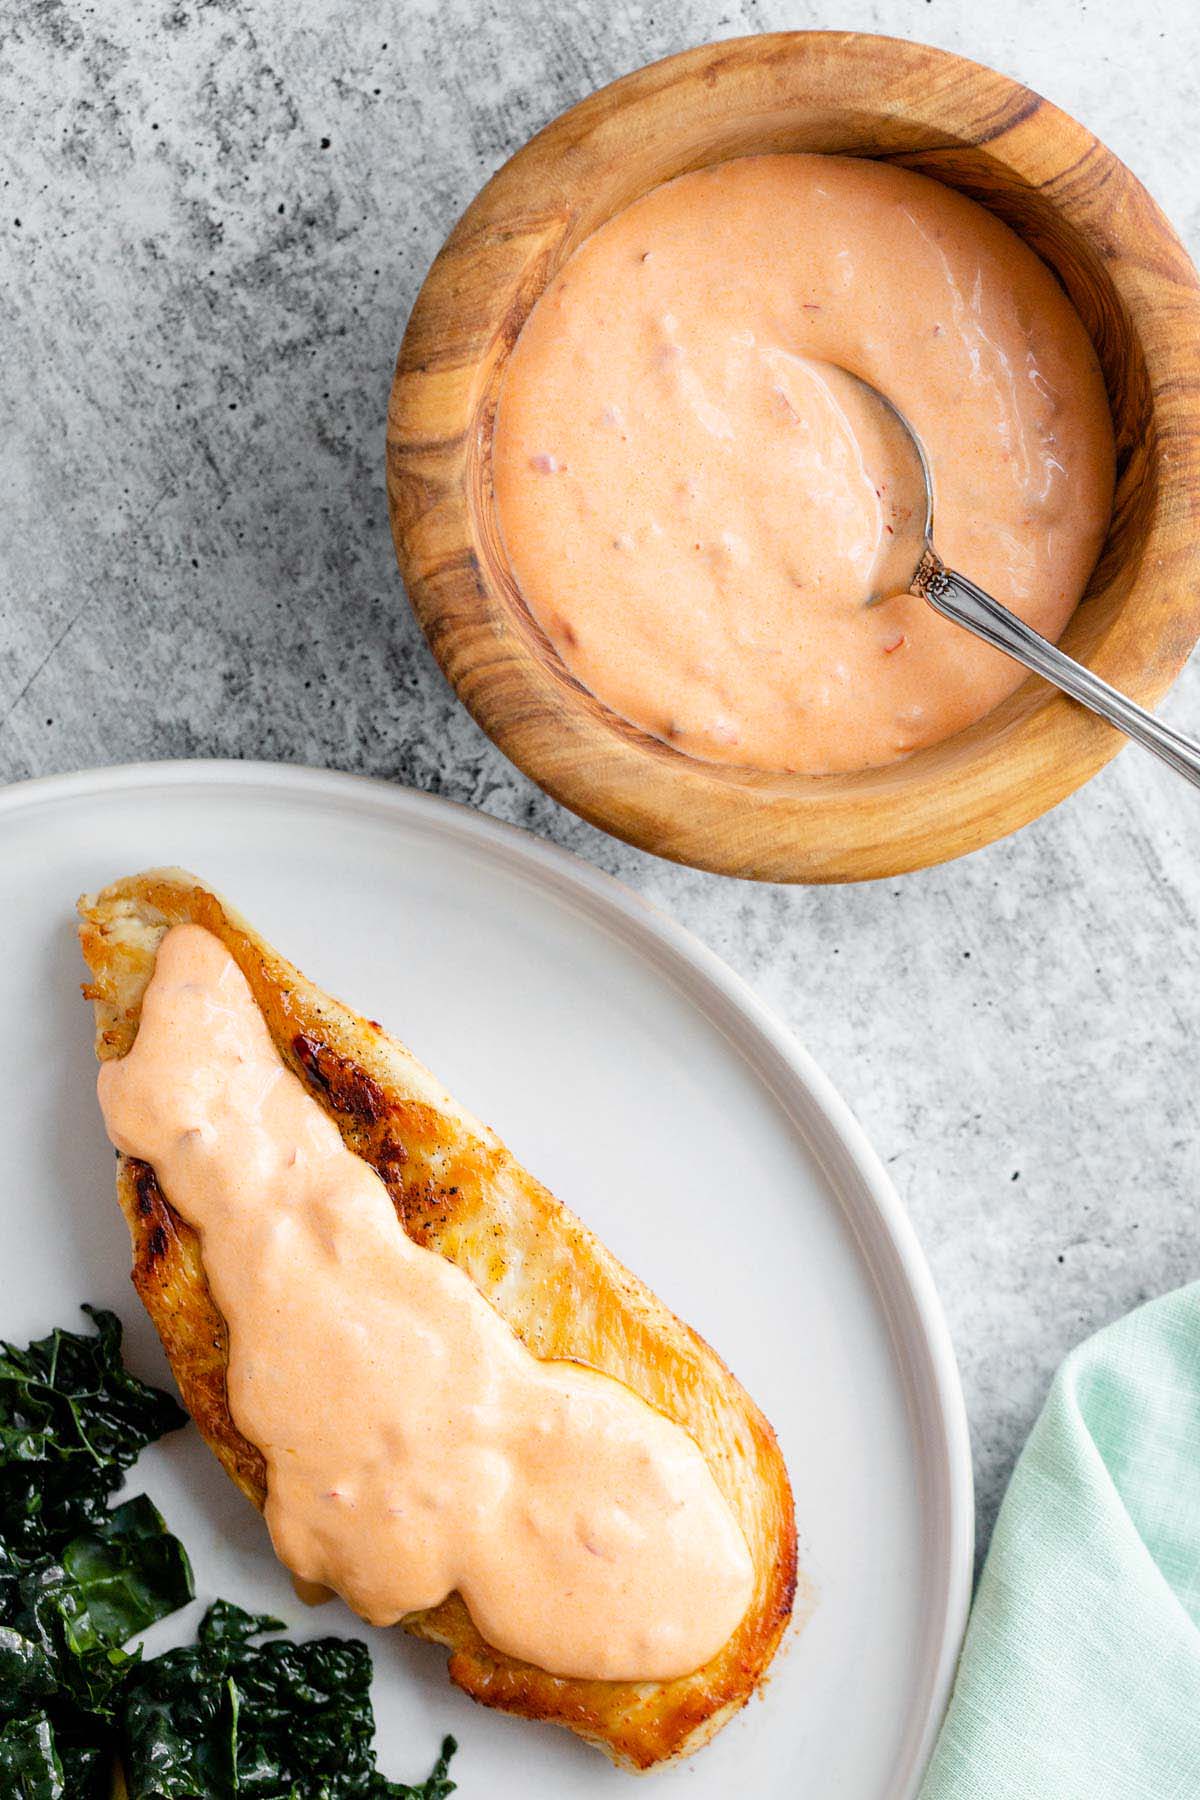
925,566,1200,791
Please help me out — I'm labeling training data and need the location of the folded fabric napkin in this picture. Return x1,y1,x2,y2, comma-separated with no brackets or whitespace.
921,1282,1200,1799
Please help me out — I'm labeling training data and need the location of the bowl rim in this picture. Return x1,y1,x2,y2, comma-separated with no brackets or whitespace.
387,29,1200,883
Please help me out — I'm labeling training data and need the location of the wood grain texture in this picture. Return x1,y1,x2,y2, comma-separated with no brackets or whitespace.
387,30,1200,884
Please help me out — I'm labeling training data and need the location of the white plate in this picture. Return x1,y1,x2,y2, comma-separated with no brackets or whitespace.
0,761,971,1798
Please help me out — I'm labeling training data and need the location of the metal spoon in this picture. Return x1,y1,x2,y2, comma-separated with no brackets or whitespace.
851,372,1200,789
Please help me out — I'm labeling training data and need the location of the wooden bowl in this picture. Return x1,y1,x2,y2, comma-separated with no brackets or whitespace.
387,32,1200,883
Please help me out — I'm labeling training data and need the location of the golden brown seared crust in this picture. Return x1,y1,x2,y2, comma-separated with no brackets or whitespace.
78,869,798,1771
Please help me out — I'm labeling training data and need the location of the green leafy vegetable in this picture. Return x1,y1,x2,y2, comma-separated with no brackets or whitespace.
0,1709,65,1798
122,1602,457,1800
0,1622,57,1716
0,1306,187,1565
7,1498,193,1724
63,1496,194,1648
0,1311,192,1797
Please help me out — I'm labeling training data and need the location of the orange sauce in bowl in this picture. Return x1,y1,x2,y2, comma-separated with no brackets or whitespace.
493,155,1115,774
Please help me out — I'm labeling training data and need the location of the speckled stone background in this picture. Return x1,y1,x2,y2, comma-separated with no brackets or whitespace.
3,0,1199,1562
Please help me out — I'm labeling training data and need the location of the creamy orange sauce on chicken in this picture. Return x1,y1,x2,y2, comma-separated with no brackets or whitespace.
493,154,1115,773
96,924,754,1682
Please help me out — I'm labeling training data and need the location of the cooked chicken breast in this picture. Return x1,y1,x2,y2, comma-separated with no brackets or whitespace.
78,869,797,1770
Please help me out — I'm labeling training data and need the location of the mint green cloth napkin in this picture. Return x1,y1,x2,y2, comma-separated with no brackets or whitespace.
921,1282,1200,1799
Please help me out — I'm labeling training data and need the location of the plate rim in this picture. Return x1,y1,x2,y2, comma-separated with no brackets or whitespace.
0,757,973,1794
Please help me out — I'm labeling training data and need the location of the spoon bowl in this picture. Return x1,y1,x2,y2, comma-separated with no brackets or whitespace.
850,371,1200,790
832,368,933,602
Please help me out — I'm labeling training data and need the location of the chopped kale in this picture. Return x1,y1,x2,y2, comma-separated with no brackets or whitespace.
0,1311,192,1796
62,1496,194,1649
8,1498,193,1723
122,1602,457,1799
0,1306,187,1566
0,1710,65,1798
